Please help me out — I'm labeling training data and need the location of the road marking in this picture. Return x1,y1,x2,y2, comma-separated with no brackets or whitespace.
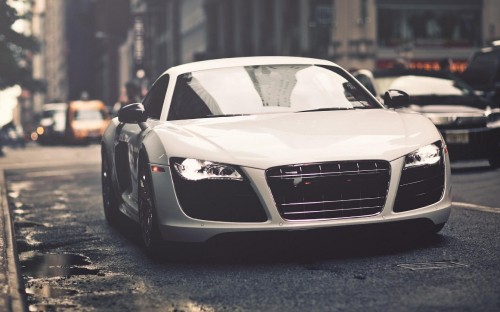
453,202,500,214
398,261,469,271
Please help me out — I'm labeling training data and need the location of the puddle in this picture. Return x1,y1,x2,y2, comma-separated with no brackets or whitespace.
12,203,34,216
54,213,73,220
52,202,67,210
28,303,78,312
20,253,100,278
172,300,216,312
8,191,20,199
9,181,35,192
16,220,46,228
24,232,42,248
26,284,78,298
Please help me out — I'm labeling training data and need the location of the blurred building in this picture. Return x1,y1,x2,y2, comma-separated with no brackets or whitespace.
39,0,68,104
27,0,500,126
369,0,498,72
93,0,131,107
31,0,130,111
119,0,499,87
31,0,95,113
66,0,96,101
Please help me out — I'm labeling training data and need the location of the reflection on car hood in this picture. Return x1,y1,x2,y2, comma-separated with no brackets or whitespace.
154,109,441,169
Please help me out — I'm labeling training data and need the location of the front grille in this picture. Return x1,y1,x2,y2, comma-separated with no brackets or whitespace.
436,116,487,130
266,161,391,221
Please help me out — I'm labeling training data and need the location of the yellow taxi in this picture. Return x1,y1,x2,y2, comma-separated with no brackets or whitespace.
67,100,110,143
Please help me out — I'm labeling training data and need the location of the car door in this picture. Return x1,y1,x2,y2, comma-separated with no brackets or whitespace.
113,75,170,216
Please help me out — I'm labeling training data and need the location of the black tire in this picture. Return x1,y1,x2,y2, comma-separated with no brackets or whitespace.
488,149,500,169
101,147,122,225
138,155,164,257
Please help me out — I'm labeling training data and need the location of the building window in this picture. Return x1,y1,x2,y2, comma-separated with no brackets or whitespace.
309,0,332,58
359,0,367,26
377,2,482,48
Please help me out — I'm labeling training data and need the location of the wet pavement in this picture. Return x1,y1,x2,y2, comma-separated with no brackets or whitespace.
1,145,500,311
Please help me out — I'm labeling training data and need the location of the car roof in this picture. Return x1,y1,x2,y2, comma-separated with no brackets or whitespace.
163,56,339,76
369,69,453,79
68,100,106,109
475,44,500,55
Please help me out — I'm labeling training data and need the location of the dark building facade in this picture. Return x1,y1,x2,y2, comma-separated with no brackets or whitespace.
66,0,96,101
92,0,132,106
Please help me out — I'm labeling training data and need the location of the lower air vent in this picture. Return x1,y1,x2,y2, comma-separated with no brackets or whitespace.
393,160,445,212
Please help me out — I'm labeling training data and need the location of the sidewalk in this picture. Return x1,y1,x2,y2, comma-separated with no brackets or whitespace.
0,143,101,311
0,168,25,312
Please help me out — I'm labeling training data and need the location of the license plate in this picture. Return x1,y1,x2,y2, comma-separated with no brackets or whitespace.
88,131,100,138
445,131,469,144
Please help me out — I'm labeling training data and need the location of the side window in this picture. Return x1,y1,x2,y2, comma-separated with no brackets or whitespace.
143,74,169,119
355,74,377,96
167,74,212,121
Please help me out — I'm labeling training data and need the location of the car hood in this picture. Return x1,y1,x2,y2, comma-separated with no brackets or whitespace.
154,109,440,169
404,104,486,116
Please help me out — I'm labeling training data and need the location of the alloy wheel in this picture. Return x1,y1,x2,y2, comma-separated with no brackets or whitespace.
139,163,155,248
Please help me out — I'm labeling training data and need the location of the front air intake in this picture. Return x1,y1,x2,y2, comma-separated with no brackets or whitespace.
393,158,445,213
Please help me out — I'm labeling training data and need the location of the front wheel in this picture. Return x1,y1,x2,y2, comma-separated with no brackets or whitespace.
138,157,163,257
101,149,122,225
488,149,500,169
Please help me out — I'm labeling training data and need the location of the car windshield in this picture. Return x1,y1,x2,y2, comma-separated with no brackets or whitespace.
42,109,65,119
168,64,380,120
74,109,105,121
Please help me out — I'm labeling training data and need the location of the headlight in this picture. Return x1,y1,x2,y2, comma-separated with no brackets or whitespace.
171,158,243,181
404,143,441,168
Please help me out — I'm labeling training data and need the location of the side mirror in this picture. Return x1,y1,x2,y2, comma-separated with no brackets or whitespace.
383,89,409,108
118,103,148,130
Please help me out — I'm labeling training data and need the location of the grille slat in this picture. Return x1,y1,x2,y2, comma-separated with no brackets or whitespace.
281,196,386,206
266,160,391,221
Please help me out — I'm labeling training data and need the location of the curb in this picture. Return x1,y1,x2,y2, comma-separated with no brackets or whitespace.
0,169,27,312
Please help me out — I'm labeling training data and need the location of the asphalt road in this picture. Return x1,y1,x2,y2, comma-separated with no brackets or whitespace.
2,145,500,311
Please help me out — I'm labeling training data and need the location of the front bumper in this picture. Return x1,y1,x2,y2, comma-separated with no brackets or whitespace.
441,127,500,160
150,156,452,243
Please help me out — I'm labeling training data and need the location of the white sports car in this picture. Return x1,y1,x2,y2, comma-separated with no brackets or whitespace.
101,56,451,255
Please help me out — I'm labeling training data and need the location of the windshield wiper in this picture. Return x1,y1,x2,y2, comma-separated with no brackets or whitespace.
297,107,354,113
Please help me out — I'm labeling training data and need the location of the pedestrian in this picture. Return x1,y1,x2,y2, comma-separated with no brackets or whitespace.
0,126,4,157
113,81,142,116
439,58,453,73
393,58,409,69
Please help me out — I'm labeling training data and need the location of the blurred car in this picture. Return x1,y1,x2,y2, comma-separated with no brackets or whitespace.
36,103,67,145
101,56,451,256
66,100,110,143
353,69,500,168
462,42,500,103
